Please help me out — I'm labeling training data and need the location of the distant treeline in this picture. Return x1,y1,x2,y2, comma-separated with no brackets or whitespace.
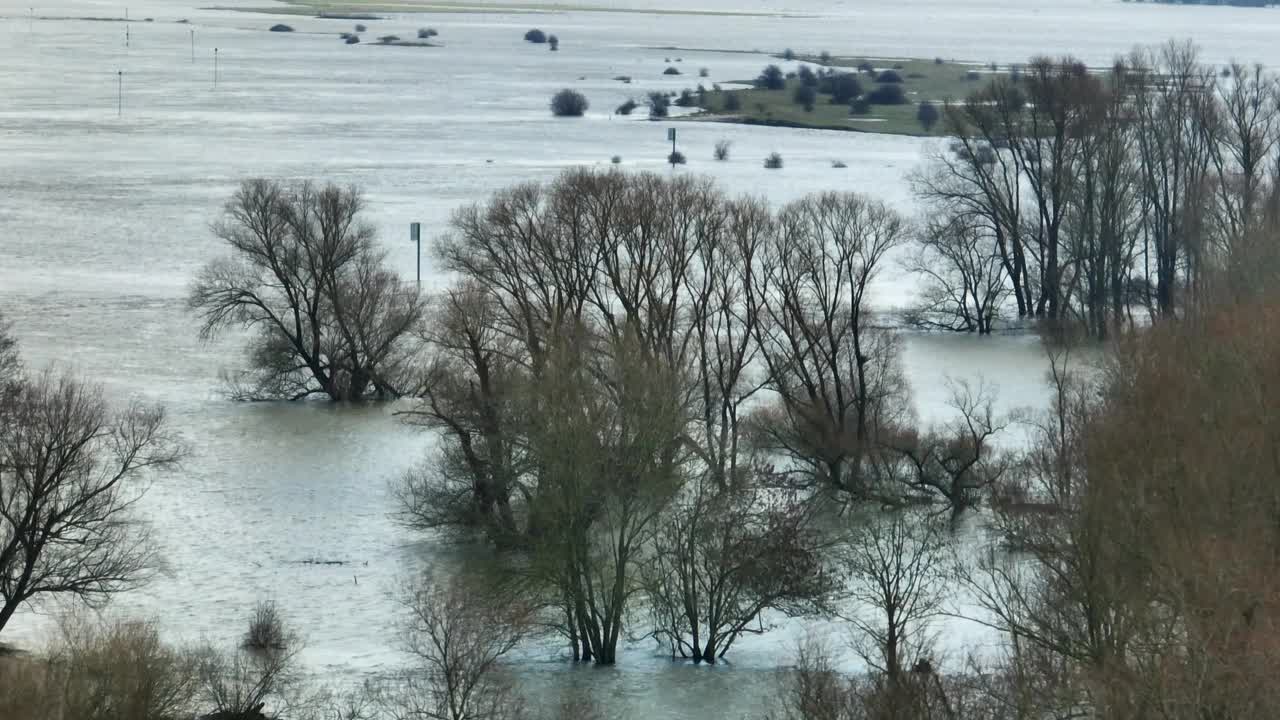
1125,0,1274,7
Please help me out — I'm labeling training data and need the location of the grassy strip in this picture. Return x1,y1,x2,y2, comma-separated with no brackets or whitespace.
687,56,1007,137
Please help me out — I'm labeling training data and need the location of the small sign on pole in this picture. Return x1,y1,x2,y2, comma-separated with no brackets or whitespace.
410,222,422,292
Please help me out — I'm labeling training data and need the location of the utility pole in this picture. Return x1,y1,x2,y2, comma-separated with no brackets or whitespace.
117,70,123,117
410,222,422,292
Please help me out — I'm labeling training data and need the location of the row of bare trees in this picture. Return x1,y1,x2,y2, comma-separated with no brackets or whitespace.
912,40,1280,337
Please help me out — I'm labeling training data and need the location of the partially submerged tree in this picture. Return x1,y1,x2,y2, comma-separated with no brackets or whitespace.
189,179,423,401
0,370,181,636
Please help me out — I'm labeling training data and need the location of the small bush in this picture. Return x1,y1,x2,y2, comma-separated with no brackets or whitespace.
614,75,633,83
345,34,360,44
378,34,400,43
269,23,293,32
794,85,817,110
663,66,681,75
674,89,697,107
866,83,907,105
850,98,872,115
616,98,638,115
819,50,832,64
934,56,945,64
724,92,742,112
417,27,438,38
354,23,367,32
668,150,687,165
714,140,731,161
550,88,589,117
893,63,904,69
857,60,874,73
245,600,289,651
611,155,622,164
831,160,848,168
831,73,863,103
648,92,670,118
965,69,981,81
783,48,795,60
548,35,559,50
876,70,903,83
798,65,818,87
917,101,941,132
524,28,547,43
764,152,783,169
756,64,785,90
339,32,353,39
699,67,710,77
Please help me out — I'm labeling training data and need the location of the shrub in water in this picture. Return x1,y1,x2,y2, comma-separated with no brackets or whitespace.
663,66,681,75
345,34,360,44
831,159,848,168
668,150,687,165
524,28,547,43
549,35,559,50
756,64,785,90
867,83,907,105
934,56,945,64
378,34,400,43
648,92,670,118
245,600,289,651
700,67,710,77
850,98,872,115
876,70,903,83
797,65,818,87
418,27,438,38
917,101,941,132
269,23,293,32
714,140,731,161
724,92,742,112
550,89,589,117
616,98,638,115
355,23,367,32
764,152,783,169
857,60,874,73
783,48,795,60
611,155,622,164
820,50,832,64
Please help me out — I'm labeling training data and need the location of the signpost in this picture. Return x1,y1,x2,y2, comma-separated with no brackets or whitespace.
410,222,422,292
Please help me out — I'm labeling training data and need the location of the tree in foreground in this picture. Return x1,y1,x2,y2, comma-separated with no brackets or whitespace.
0,365,182,636
916,101,940,131
549,89,587,117
189,179,424,401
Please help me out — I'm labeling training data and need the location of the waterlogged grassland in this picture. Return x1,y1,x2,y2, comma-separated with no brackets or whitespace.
691,56,1010,136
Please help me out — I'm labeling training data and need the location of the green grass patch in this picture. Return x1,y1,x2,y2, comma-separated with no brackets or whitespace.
691,56,1008,137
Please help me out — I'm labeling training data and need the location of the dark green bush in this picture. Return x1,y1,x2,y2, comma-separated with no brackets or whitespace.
550,89,589,117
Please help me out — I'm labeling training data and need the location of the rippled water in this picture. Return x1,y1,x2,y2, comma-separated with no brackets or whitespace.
0,0,1250,714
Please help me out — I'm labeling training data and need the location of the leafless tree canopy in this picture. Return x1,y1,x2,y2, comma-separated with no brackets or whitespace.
0,367,181,636
189,179,424,401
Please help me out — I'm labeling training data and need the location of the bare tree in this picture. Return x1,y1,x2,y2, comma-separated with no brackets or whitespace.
749,192,910,496
841,512,949,681
0,312,18,393
189,179,423,401
880,379,1013,517
0,370,182,636
904,215,1008,334
194,606,303,720
377,574,530,720
643,472,836,663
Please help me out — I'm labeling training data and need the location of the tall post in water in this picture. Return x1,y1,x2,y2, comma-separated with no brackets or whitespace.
213,47,219,87
190,29,195,62
117,70,123,117
410,222,422,292
125,24,130,48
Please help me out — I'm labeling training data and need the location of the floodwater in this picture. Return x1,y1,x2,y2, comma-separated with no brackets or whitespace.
0,0,1257,714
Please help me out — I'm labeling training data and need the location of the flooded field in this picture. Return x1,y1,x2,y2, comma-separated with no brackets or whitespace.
0,0,1269,714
